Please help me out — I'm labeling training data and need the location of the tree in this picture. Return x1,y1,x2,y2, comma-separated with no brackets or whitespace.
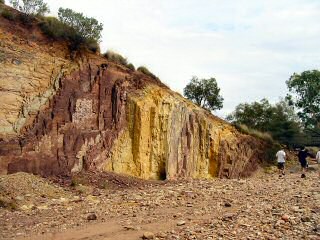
58,8,103,43
286,70,320,130
10,0,49,16
226,99,272,131
183,76,223,111
227,99,303,147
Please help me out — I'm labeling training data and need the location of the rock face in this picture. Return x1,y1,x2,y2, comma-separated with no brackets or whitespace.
0,11,267,179
104,85,265,179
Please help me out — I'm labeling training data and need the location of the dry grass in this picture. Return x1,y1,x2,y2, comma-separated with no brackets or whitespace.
103,50,128,65
103,50,135,71
235,124,274,143
137,66,157,79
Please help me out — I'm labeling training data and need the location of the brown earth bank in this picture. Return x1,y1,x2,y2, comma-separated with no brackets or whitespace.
0,162,319,240
0,4,271,180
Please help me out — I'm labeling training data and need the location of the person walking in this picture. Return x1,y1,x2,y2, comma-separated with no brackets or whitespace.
316,149,320,178
298,146,310,178
276,148,286,177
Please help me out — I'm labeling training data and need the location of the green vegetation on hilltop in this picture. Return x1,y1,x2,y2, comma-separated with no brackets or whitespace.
5,0,103,53
103,51,135,71
10,0,49,16
58,8,103,44
183,76,223,111
0,8,14,20
2,1,162,77
137,66,157,79
39,8,103,52
234,124,274,143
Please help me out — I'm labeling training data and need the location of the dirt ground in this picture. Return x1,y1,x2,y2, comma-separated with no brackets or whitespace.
0,163,319,240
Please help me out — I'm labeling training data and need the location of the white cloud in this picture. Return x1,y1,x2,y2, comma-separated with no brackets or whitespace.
45,0,320,117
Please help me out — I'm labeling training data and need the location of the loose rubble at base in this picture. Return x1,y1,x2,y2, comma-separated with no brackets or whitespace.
0,165,319,240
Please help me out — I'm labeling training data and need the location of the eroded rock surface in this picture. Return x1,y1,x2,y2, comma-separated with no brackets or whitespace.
0,11,267,179
104,85,266,179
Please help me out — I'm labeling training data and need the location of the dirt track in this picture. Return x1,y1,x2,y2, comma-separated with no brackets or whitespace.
1,164,320,240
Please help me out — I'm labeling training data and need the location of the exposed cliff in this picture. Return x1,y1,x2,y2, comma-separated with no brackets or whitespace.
0,9,267,179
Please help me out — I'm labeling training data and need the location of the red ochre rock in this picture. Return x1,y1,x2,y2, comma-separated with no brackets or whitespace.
0,10,268,180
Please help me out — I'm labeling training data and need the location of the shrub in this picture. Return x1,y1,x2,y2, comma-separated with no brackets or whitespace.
235,123,274,143
86,39,100,53
137,66,157,79
127,63,135,71
54,8,103,52
103,50,128,66
103,51,135,70
1,8,15,20
39,16,67,39
18,11,35,25
234,123,281,165
58,7,103,43
39,16,99,53
10,0,49,16
263,145,281,165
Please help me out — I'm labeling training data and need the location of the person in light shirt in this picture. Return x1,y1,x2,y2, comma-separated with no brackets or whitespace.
276,148,286,177
316,149,320,178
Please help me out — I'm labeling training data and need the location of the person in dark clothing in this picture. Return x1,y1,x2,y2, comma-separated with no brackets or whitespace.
298,147,311,178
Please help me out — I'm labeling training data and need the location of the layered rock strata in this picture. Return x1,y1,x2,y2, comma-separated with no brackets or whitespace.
0,12,266,179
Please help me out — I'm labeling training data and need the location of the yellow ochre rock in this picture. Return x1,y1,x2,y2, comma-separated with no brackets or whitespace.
0,12,266,179
104,85,265,180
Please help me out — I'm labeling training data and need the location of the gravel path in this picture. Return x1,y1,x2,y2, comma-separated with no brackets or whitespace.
0,166,319,240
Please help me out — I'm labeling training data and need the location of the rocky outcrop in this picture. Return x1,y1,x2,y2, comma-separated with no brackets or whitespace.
0,11,267,179
104,85,265,179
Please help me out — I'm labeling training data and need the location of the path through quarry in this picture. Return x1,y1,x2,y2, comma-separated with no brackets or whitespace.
1,163,319,240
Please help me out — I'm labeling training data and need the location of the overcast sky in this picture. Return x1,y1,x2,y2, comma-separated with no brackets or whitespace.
43,0,320,117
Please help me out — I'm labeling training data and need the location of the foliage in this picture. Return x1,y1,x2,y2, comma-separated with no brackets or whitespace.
39,15,100,53
58,8,103,43
0,0,5,4
104,51,128,66
286,70,320,130
235,124,274,143
227,98,271,130
183,76,223,111
1,8,15,20
10,0,49,16
127,63,135,71
227,99,303,147
264,143,282,165
86,38,100,53
39,16,67,39
39,16,82,51
234,123,281,165
103,51,135,70
137,66,157,79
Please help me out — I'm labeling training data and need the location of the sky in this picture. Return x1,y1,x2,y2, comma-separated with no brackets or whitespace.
42,0,320,117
